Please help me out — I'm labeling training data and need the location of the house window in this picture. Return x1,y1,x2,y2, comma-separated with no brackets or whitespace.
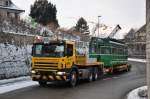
5,1,10,6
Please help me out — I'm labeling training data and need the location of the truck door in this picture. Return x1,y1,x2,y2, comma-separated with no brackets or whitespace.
66,44,74,68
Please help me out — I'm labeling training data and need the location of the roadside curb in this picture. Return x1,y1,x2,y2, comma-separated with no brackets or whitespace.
127,86,147,99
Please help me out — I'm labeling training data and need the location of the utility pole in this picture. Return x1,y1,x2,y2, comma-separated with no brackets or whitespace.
146,0,150,99
98,16,101,37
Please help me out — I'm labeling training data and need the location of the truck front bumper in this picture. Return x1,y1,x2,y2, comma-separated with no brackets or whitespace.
31,70,69,82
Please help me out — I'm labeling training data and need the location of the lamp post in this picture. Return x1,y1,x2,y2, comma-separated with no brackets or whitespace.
98,16,101,37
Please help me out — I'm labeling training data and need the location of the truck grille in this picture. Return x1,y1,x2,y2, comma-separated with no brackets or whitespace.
32,58,59,70
33,62,58,70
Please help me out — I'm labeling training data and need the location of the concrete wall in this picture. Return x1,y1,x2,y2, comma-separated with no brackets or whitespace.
146,0,150,98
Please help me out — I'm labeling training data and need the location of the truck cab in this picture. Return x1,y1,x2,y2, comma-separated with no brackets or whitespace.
31,39,77,85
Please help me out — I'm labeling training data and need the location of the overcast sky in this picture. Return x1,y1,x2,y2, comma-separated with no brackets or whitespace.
12,0,145,37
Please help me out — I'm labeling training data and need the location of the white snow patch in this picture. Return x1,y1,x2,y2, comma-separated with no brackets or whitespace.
0,80,38,94
0,76,30,85
128,58,146,63
127,86,147,99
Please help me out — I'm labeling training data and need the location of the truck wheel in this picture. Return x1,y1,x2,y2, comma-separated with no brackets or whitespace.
93,68,98,81
38,81,47,86
69,71,77,87
87,71,93,82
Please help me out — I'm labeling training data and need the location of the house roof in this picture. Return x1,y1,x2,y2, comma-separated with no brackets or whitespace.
124,28,136,38
0,0,25,13
136,24,146,33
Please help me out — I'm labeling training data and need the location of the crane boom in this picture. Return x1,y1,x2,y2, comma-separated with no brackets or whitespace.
108,24,121,38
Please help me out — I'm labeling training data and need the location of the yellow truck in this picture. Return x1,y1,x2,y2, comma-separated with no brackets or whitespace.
31,37,104,87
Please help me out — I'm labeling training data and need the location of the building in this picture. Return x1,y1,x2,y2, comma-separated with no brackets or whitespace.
134,24,146,57
124,28,136,42
124,24,146,58
124,28,136,57
0,0,24,20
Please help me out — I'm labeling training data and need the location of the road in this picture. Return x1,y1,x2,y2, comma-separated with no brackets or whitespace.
0,61,146,99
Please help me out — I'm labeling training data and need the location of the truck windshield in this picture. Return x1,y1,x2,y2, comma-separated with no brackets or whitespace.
32,44,64,57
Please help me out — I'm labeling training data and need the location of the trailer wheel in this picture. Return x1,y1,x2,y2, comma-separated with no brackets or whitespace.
69,71,77,87
128,65,131,71
126,64,131,72
38,81,47,86
125,66,129,72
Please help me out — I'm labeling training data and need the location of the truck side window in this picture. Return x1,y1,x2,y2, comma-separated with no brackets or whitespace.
67,44,73,57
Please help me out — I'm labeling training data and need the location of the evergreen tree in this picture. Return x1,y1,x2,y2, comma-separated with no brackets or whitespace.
30,0,59,27
75,17,89,33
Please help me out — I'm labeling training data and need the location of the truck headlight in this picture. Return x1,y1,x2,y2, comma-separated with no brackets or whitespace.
57,72,66,75
31,70,36,74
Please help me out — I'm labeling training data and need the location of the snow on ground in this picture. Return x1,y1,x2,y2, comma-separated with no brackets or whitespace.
128,58,146,63
127,86,147,99
0,80,38,94
0,76,30,85
0,76,38,94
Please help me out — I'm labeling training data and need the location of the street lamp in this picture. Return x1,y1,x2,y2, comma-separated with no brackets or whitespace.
98,16,101,37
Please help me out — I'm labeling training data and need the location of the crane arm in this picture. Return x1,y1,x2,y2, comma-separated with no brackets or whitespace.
108,24,121,38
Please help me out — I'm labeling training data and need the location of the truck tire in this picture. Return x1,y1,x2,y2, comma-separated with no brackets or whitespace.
87,71,93,82
69,70,77,87
38,81,47,86
93,68,98,81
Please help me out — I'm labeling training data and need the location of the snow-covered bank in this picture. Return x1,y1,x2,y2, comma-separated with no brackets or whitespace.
127,86,147,99
128,58,146,63
0,76,38,94
0,80,38,94
0,76,30,85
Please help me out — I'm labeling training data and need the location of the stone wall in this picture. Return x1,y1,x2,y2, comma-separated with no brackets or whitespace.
0,32,35,79
0,32,35,46
146,0,150,98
